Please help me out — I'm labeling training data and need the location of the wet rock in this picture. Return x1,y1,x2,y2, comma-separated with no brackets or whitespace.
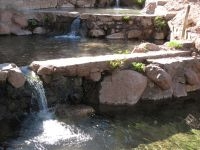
55,104,95,119
145,64,172,90
100,70,147,105
33,27,46,34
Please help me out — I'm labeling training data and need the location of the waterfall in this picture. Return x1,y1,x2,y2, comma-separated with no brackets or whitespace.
55,17,81,40
21,66,48,112
69,17,81,37
115,0,120,8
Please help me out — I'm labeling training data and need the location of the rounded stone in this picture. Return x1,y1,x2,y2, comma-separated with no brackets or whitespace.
99,70,147,105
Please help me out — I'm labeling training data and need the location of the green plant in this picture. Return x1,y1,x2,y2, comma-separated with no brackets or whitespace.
135,0,146,6
28,19,38,29
116,49,131,54
122,16,130,22
154,16,167,32
167,40,183,49
109,59,125,69
131,62,145,73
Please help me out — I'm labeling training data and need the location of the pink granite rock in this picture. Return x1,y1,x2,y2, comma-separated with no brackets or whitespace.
100,70,147,105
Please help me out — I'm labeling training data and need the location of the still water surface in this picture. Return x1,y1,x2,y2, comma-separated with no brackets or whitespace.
0,35,139,66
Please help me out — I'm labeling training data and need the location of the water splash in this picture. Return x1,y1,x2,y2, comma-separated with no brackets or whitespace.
55,17,81,40
10,67,92,149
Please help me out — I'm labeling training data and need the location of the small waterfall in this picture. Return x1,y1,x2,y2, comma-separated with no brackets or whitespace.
69,17,81,37
115,0,120,8
21,66,48,112
55,17,81,40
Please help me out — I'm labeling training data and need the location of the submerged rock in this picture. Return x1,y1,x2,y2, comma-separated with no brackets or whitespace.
55,104,95,119
100,70,147,105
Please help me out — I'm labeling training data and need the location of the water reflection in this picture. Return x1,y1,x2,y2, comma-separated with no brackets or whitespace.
0,36,138,66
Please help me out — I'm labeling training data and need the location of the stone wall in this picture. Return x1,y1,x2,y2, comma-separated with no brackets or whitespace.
0,9,169,40
81,14,169,40
0,0,58,9
0,0,144,9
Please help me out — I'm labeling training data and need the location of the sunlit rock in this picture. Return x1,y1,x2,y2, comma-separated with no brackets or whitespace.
100,70,147,105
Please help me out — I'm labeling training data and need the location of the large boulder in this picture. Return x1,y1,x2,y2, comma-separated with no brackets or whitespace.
99,70,147,105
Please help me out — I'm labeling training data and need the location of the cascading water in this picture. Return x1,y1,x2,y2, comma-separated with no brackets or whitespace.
21,66,48,112
8,67,91,149
115,0,120,8
55,17,81,40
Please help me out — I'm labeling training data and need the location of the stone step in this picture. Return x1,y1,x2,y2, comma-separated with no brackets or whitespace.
147,56,199,65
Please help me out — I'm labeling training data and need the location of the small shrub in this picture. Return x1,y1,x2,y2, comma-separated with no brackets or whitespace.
28,19,38,30
154,16,167,32
109,60,125,69
116,49,131,54
167,41,183,49
131,62,145,73
122,16,130,22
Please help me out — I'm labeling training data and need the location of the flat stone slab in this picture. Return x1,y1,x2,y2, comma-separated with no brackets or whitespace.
31,50,189,68
30,50,190,80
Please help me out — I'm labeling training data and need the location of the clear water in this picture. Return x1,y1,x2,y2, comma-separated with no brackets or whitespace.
0,36,139,66
6,98,200,150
